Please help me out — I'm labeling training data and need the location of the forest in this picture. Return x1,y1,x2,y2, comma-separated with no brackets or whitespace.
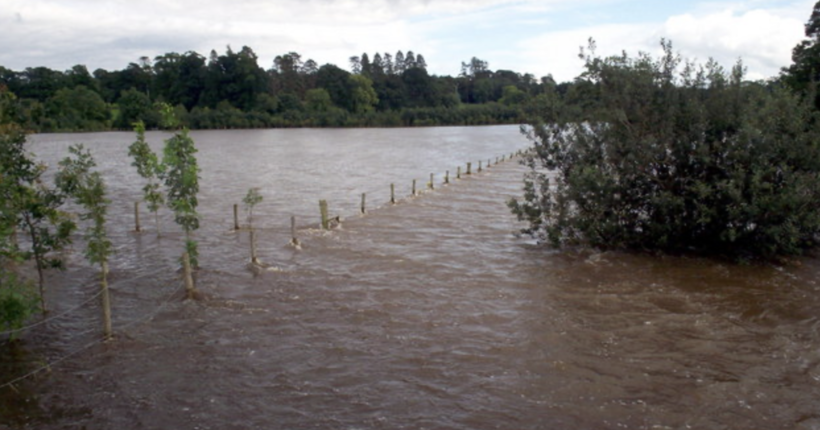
0,49,548,131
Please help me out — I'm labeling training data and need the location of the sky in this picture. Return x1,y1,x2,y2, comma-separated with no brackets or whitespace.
0,0,814,82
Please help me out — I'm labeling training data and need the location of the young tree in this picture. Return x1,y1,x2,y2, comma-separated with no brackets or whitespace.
243,187,262,230
0,89,75,313
510,40,820,260
0,88,38,335
159,104,201,267
56,145,113,339
128,120,165,236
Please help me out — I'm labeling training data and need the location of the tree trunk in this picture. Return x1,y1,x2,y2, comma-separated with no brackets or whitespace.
101,261,112,340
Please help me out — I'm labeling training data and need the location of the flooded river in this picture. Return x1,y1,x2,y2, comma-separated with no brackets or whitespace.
2,126,820,429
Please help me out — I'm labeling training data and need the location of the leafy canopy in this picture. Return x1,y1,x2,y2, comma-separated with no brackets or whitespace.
510,40,820,260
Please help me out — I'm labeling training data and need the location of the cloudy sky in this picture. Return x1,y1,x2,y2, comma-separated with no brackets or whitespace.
0,0,813,82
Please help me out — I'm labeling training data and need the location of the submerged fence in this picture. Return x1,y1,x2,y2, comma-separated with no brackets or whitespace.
1,147,528,389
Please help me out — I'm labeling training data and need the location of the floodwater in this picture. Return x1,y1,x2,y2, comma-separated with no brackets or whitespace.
2,125,820,429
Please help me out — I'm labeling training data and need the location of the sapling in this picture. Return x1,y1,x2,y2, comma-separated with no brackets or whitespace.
56,145,113,339
243,187,263,231
128,120,165,236
0,95,75,313
243,188,263,265
159,104,201,268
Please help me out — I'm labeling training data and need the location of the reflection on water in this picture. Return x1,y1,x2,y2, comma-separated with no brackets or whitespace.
2,126,820,429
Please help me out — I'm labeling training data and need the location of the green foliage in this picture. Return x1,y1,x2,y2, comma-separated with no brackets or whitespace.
115,88,160,129
348,74,379,113
161,112,201,266
128,120,165,235
782,0,820,107
511,40,820,260
305,88,333,112
56,145,112,266
0,88,75,312
0,271,37,339
243,187,263,230
45,85,110,131
499,85,528,106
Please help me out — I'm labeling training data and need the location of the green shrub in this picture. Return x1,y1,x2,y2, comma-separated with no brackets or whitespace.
510,40,820,259
0,272,37,339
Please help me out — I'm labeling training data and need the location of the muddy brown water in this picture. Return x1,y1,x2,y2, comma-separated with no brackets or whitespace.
2,126,820,429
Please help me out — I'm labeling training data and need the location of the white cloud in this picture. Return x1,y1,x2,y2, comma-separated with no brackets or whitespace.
517,3,809,82
661,7,805,80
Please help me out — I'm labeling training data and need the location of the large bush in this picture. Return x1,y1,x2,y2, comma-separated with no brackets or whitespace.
510,41,820,259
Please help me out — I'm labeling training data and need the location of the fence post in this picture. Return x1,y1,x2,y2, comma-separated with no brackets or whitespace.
134,201,141,232
249,230,258,264
429,173,434,190
478,160,482,172
412,179,416,196
391,183,396,204
320,200,329,230
290,216,300,247
466,162,472,175
233,204,240,231
445,170,450,184
183,252,195,300
361,193,366,214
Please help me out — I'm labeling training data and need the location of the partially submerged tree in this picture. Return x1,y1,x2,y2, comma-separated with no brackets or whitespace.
56,145,113,339
128,120,165,236
510,40,820,260
0,88,75,313
243,187,262,265
159,104,201,267
243,187,262,231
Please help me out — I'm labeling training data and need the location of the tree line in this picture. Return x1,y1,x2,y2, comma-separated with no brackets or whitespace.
0,48,551,131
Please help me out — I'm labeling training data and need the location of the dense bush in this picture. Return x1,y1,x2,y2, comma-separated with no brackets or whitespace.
510,41,820,259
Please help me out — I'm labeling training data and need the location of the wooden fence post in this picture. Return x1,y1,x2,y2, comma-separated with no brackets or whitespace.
134,202,141,232
466,162,472,175
183,252,195,300
361,193,366,214
412,179,417,196
320,200,329,230
429,173,434,190
290,216,300,247
445,170,450,184
249,229,258,264
478,160,482,172
457,166,461,179
233,204,240,231
391,183,396,204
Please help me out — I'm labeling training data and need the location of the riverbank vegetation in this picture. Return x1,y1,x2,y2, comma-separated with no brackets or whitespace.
510,1,820,260
0,49,544,131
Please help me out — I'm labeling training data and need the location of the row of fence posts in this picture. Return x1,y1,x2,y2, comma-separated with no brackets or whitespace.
132,150,526,291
